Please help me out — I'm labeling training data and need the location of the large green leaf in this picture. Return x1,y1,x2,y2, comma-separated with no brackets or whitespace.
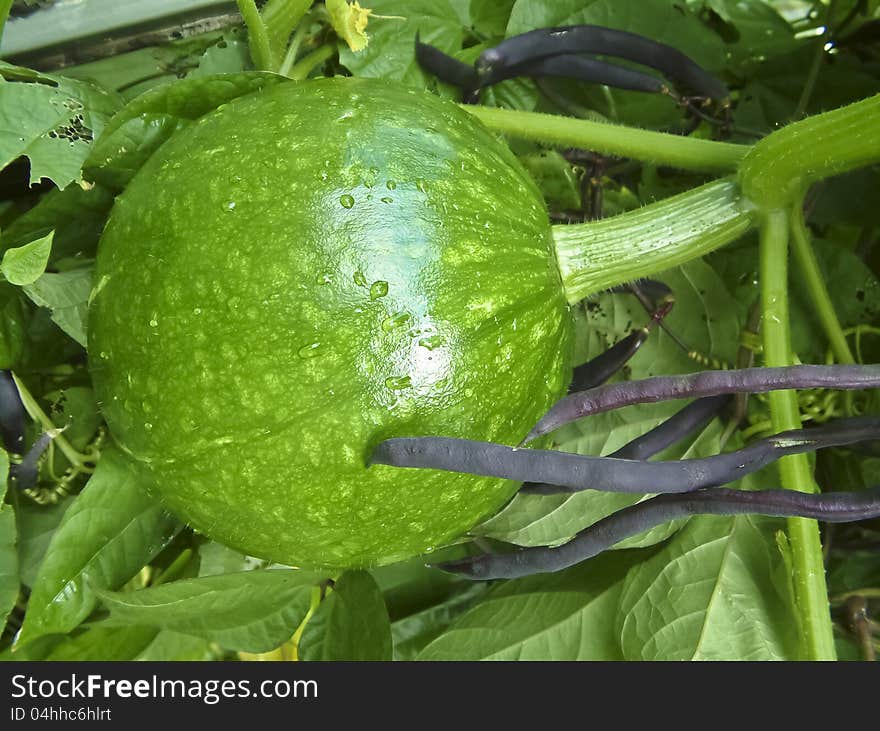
0,451,18,633
418,549,648,660
616,511,800,660
38,624,213,661
372,556,491,660
0,282,25,369
0,61,121,189
17,447,181,646
14,497,73,588
694,0,796,73
97,569,325,653
299,570,392,661
43,625,159,661
0,508,18,633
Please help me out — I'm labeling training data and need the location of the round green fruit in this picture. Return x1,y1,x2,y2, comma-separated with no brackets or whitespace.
89,77,573,569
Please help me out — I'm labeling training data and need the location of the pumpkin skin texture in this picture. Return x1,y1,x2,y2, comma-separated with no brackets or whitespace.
89,77,573,569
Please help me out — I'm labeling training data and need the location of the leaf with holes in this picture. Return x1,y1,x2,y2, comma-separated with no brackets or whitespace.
0,62,121,189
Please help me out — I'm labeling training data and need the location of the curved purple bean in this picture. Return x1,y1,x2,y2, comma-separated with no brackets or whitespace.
477,25,728,99
493,54,665,94
521,394,731,496
0,369,26,455
414,33,480,100
523,364,880,444
372,417,880,495
437,486,880,580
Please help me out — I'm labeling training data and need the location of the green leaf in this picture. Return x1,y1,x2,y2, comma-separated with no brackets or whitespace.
0,183,115,263
134,630,214,661
0,506,19,633
697,0,796,72
44,387,101,453
15,497,73,588
299,570,392,660
43,625,159,661
188,35,253,78
97,569,324,653
1,444,19,632
22,267,92,347
0,282,25,368
16,447,181,646
372,555,491,660
197,540,265,577
0,231,53,286
470,0,517,38
83,72,287,191
616,511,801,660
520,150,582,210
337,0,465,86
0,61,121,189
418,549,647,660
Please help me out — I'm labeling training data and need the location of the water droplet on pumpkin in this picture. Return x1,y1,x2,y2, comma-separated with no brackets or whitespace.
316,271,333,285
386,179,397,190
144,422,153,430
226,201,236,211
380,196,393,204
353,271,367,287
385,375,411,390
382,312,411,332
418,335,444,350
193,307,202,315
149,317,158,327
298,342,323,359
339,194,355,208
370,281,389,300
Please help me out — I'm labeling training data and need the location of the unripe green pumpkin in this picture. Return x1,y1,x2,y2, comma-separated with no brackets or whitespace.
89,77,573,569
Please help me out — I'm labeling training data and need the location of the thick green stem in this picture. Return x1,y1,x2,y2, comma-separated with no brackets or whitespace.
262,0,314,67
288,44,334,82
759,208,836,661
790,205,856,366
463,105,748,173
0,0,12,43
552,178,754,303
740,94,880,208
236,0,275,71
